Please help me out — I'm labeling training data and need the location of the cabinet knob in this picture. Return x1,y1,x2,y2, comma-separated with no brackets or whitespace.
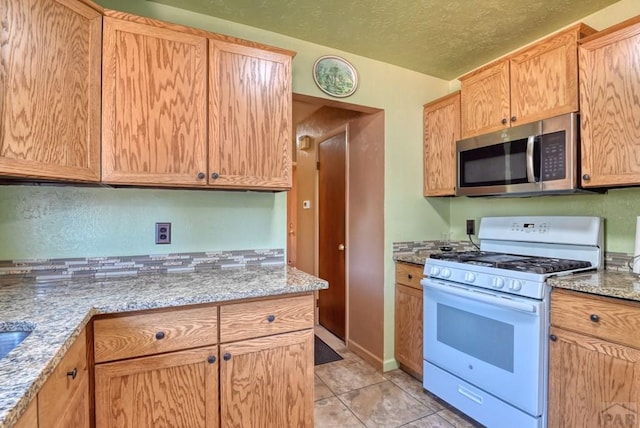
407,274,413,280
223,352,231,361
211,172,220,179
501,118,508,125
207,355,216,364
583,174,591,181
197,172,206,180
511,116,517,122
155,331,165,340
66,368,78,379
267,314,275,323
549,334,557,342
590,314,600,322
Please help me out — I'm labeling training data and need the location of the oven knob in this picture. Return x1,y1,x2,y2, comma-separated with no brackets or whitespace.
509,280,523,291
429,266,441,277
464,272,476,283
492,277,505,289
441,268,452,278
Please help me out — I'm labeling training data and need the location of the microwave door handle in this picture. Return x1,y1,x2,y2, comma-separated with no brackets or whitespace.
526,135,536,183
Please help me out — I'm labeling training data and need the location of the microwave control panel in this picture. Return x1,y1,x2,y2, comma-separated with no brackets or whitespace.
540,131,566,180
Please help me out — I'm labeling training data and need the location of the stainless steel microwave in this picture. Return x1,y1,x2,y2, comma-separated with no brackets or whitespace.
456,113,582,197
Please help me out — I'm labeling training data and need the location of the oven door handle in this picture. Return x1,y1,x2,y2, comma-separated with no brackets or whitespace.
423,280,538,314
526,135,536,183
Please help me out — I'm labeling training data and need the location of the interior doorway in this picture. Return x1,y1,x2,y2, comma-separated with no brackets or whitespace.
317,132,347,340
288,93,385,368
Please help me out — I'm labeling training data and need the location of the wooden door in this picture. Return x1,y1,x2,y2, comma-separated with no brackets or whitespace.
101,15,208,186
548,326,640,427
94,346,219,428
510,24,591,127
318,133,347,340
0,0,101,182
579,17,640,188
423,91,460,196
219,330,314,428
209,40,293,190
459,60,510,139
287,165,298,266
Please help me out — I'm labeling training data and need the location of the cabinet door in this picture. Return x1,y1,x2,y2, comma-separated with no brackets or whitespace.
220,329,313,428
13,396,38,428
394,283,423,379
548,326,640,427
460,60,510,139
579,19,640,188
510,27,581,126
423,91,460,196
38,328,89,428
102,15,208,186
0,0,101,181
95,345,219,428
209,40,292,190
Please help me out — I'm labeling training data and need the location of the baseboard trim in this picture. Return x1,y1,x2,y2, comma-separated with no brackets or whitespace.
347,339,383,371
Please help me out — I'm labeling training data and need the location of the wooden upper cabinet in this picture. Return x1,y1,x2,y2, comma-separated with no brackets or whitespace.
209,40,293,190
423,91,460,196
579,16,640,188
101,13,208,186
460,23,595,139
460,61,510,139
0,0,102,182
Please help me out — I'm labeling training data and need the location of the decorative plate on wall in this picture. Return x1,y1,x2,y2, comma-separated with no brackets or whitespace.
313,56,358,98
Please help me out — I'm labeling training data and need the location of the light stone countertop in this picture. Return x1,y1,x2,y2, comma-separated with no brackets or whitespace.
0,266,327,428
547,270,640,302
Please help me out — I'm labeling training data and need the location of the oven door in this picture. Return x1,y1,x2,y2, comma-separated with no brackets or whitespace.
422,277,547,417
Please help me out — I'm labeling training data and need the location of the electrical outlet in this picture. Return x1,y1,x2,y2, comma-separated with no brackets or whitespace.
466,219,475,235
155,222,171,244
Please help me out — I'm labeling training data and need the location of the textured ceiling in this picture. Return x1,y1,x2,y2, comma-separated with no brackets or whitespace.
148,0,619,80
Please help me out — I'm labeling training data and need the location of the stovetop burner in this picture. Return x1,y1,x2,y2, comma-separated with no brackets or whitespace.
430,251,592,274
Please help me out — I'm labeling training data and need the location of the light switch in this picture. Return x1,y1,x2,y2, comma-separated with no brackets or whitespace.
302,200,311,209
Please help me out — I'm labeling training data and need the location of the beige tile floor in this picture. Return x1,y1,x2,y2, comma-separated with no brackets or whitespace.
314,326,484,428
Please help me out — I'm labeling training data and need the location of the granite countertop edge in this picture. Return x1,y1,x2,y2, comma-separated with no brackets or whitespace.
0,265,327,428
394,252,640,302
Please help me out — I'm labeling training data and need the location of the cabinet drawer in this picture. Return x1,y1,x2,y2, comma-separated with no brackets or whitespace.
94,305,218,363
396,262,424,290
551,289,640,349
38,328,87,427
220,294,314,343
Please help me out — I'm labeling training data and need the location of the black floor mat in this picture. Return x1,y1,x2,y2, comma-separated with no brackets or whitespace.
314,335,343,366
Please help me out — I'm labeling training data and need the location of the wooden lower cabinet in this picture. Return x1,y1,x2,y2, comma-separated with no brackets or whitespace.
95,346,219,428
13,397,38,428
394,262,423,379
38,328,90,428
549,289,640,427
220,329,314,428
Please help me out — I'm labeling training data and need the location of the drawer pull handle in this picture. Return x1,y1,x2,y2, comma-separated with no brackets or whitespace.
267,314,276,323
155,331,165,340
408,274,413,280
207,355,216,364
549,334,557,342
67,368,78,379
590,314,600,322
223,353,232,361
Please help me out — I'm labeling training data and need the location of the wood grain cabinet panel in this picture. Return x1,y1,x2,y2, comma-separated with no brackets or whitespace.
209,40,293,190
219,294,314,343
423,91,460,196
95,345,219,428
579,16,640,188
38,328,90,428
219,329,314,428
549,289,640,426
13,396,37,428
101,14,208,186
460,23,594,139
394,262,423,380
0,0,101,181
93,305,218,363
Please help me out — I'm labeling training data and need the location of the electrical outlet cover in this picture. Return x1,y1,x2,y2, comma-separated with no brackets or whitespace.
155,222,171,244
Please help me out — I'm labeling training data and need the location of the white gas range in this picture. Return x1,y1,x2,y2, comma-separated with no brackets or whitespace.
421,216,603,428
